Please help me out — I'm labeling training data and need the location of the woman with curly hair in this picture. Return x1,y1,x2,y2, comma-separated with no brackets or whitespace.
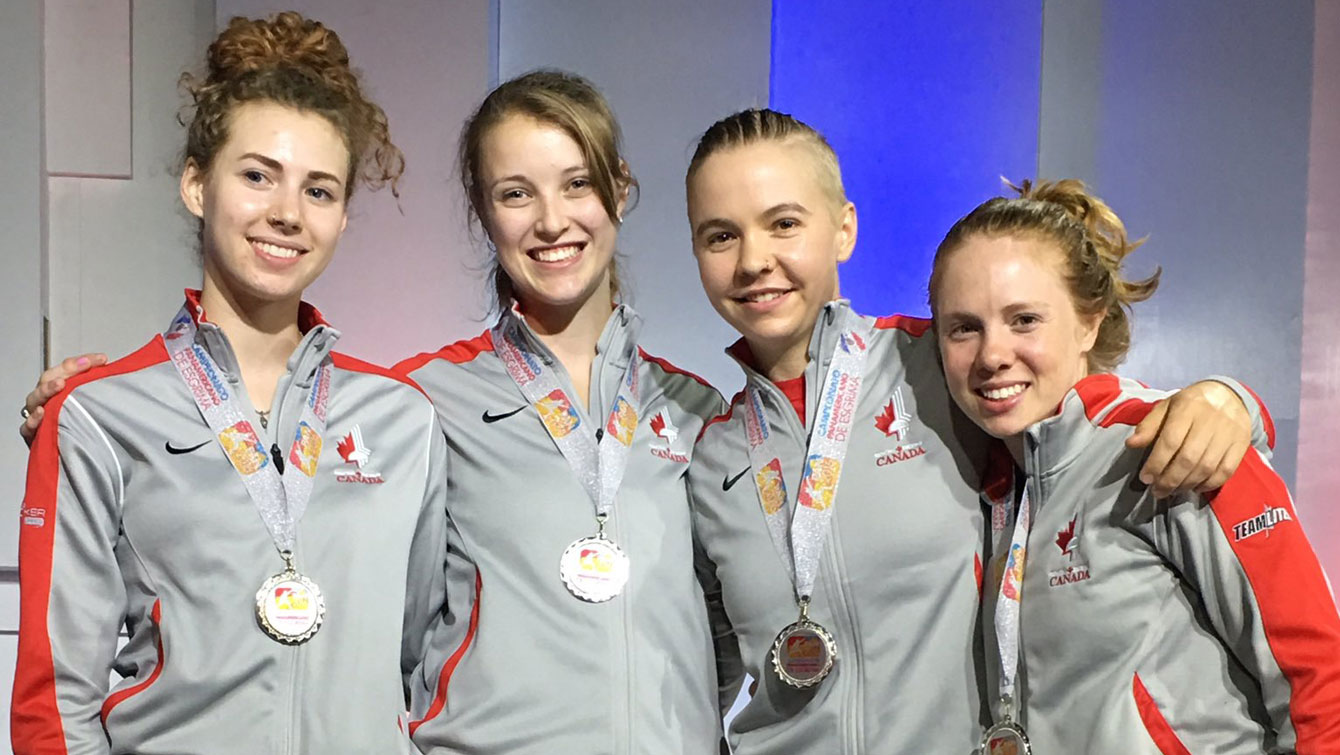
12,13,451,754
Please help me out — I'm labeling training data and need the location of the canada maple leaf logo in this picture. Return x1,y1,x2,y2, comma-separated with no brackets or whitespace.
874,390,911,441
1055,517,1078,558
336,426,371,469
650,411,678,444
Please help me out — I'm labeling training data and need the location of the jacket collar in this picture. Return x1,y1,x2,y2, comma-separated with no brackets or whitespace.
174,289,339,389
498,299,643,372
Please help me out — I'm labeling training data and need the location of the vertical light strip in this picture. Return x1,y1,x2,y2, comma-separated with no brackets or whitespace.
1299,1,1340,580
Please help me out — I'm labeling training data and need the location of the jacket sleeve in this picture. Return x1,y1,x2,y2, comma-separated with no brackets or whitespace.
406,421,481,745
1154,449,1340,750
1205,375,1276,458
688,482,746,719
13,394,125,755
400,402,451,696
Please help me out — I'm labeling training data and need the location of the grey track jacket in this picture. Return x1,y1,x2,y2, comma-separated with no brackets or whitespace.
981,373,1340,753
689,301,996,754
397,304,727,755
14,295,450,755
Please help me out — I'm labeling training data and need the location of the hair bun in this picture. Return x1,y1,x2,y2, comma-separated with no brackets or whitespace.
206,12,349,86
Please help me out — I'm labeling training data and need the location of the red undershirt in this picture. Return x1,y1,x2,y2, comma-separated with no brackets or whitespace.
774,375,807,426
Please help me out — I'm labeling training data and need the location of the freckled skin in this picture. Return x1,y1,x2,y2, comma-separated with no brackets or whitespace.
933,235,1101,441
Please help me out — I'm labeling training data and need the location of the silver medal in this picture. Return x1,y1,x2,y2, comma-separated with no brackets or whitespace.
255,552,325,644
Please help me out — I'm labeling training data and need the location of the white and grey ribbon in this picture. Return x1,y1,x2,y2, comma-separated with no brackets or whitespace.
164,306,330,554
992,483,1031,716
741,308,873,602
492,316,640,520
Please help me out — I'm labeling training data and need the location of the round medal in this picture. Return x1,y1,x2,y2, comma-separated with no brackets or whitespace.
559,535,630,603
771,618,837,687
255,569,325,644
980,720,1032,755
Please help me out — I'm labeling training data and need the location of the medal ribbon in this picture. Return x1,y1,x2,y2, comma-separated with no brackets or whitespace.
989,472,1031,718
164,306,330,554
492,315,640,520
741,308,873,603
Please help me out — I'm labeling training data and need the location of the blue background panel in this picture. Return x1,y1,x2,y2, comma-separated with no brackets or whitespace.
770,1,1044,317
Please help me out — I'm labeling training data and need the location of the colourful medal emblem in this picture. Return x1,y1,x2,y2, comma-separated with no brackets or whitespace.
981,720,1032,755
771,599,837,688
255,552,325,644
559,531,630,603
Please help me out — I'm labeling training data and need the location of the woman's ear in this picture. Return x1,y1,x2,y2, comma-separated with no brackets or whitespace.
836,201,858,263
180,159,206,219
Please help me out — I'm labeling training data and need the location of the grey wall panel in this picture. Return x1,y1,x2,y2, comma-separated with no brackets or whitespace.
1039,0,1314,487
1,0,46,573
499,0,773,392
44,0,132,177
46,0,217,367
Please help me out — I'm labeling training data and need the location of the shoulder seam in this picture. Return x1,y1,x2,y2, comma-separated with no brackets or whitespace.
873,314,932,336
394,331,494,375
63,396,125,509
697,389,744,443
331,352,430,400
637,348,718,394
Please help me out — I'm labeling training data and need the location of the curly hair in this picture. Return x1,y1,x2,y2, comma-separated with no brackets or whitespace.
930,179,1161,373
457,69,636,309
180,11,403,199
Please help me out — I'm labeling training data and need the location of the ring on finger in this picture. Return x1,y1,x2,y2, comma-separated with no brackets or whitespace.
20,407,31,420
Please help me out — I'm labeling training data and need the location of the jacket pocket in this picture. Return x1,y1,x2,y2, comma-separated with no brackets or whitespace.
1132,672,1191,755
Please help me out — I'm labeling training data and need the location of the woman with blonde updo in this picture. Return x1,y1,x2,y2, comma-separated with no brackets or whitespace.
930,180,1340,753
13,13,451,754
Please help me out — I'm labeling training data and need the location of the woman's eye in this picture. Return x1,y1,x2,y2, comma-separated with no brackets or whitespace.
307,187,334,201
569,177,591,191
1014,313,1041,328
775,218,799,231
948,322,978,339
501,189,526,202
243,169,266,184
706,231,734,247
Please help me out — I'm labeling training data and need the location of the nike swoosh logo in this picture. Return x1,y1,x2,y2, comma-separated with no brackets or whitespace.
481,406,526,423
165,440,210,455
723,467,750,491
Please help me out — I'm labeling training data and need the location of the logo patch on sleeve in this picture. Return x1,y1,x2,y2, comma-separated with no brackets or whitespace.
1232,505,1292,541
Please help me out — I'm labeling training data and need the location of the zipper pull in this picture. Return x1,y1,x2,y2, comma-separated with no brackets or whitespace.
595,427,604,443
271,443,285,474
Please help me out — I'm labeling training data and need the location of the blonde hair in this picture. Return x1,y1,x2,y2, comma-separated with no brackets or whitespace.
686,108,847,213
180,12,403,200
930,179,1161,373
458,70,637,309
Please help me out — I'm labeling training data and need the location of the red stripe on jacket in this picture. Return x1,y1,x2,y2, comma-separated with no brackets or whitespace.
873,314,932,336
1132,674,1193,755
393,330,495,376
1205,452,1340,747
697,390,744,444
12,336,168,755
408,572,483,737
99,600,165,724
330,351,429,399
637,348,715,391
